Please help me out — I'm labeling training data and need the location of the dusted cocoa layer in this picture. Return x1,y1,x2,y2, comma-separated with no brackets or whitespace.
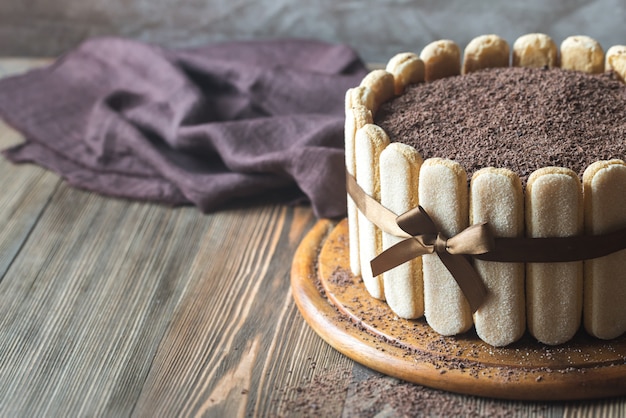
374,66,626,184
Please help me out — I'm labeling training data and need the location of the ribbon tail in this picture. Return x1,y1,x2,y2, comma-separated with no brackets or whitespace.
346,170,410,238
436,251,488,313
371,238,431,277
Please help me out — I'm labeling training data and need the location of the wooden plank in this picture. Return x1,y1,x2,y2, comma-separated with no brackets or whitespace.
252,297,354,417
0,59,60,279
0,185,221,416
0,122,61,280
261,218,354,417
132,205,329,417
564,402,626,417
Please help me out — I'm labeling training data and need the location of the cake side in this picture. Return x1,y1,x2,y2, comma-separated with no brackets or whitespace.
345,33,626,346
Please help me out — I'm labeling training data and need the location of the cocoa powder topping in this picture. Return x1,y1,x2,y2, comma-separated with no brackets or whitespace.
374,67,626,184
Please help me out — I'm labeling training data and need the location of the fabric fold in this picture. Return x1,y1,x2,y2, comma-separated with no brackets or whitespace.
0,37,368,218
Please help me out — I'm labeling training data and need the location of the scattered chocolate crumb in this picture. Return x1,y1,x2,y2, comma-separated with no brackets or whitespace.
278,367,553,417
275,367,352,417
328,267,355,287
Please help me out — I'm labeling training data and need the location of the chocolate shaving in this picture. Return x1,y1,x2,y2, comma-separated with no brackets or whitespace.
375,67,626,184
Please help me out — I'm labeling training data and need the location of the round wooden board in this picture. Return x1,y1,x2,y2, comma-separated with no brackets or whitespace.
290,219,626,401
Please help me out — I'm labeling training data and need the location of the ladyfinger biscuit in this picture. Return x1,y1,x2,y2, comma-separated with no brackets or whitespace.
605,45,626,82
470,168,525,347
345,101,373,179
560,35,604,74
462,34,510,75
345,92,374,276
526,167,583,345
359,69,395,113
512,33,558,69
419,40,461,82
379,142,424,319
418,158,472,335
583,160,626,339
385,52,425,94
355,124,390,299
345,84,375,113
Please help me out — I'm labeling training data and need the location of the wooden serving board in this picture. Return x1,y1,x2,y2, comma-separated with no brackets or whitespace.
290,218,626,401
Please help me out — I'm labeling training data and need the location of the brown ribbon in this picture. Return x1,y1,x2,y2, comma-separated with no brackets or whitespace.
346,170,626,312
476,230,626,262
346,172,490,312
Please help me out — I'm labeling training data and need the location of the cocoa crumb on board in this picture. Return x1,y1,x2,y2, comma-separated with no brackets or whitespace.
328,266,356,287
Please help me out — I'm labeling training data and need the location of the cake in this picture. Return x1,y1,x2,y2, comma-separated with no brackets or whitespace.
344,33,626,347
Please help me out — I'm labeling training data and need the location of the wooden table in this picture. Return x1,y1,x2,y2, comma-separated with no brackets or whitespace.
1,58,625,417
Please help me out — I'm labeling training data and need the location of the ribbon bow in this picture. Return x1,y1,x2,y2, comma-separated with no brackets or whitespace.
346,171,491,312
371,205,493,313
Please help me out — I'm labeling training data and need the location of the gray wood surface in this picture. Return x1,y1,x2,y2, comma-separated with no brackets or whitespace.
0,58,625,417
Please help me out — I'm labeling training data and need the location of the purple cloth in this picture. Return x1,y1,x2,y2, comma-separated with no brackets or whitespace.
0,37,368,218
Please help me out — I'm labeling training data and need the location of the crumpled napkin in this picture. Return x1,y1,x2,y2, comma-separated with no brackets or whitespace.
0,37,368,218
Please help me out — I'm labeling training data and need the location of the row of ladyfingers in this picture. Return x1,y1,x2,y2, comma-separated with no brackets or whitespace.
345,34,626,347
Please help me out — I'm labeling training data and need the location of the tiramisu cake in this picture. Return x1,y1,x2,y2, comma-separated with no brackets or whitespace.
345,33,626,347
